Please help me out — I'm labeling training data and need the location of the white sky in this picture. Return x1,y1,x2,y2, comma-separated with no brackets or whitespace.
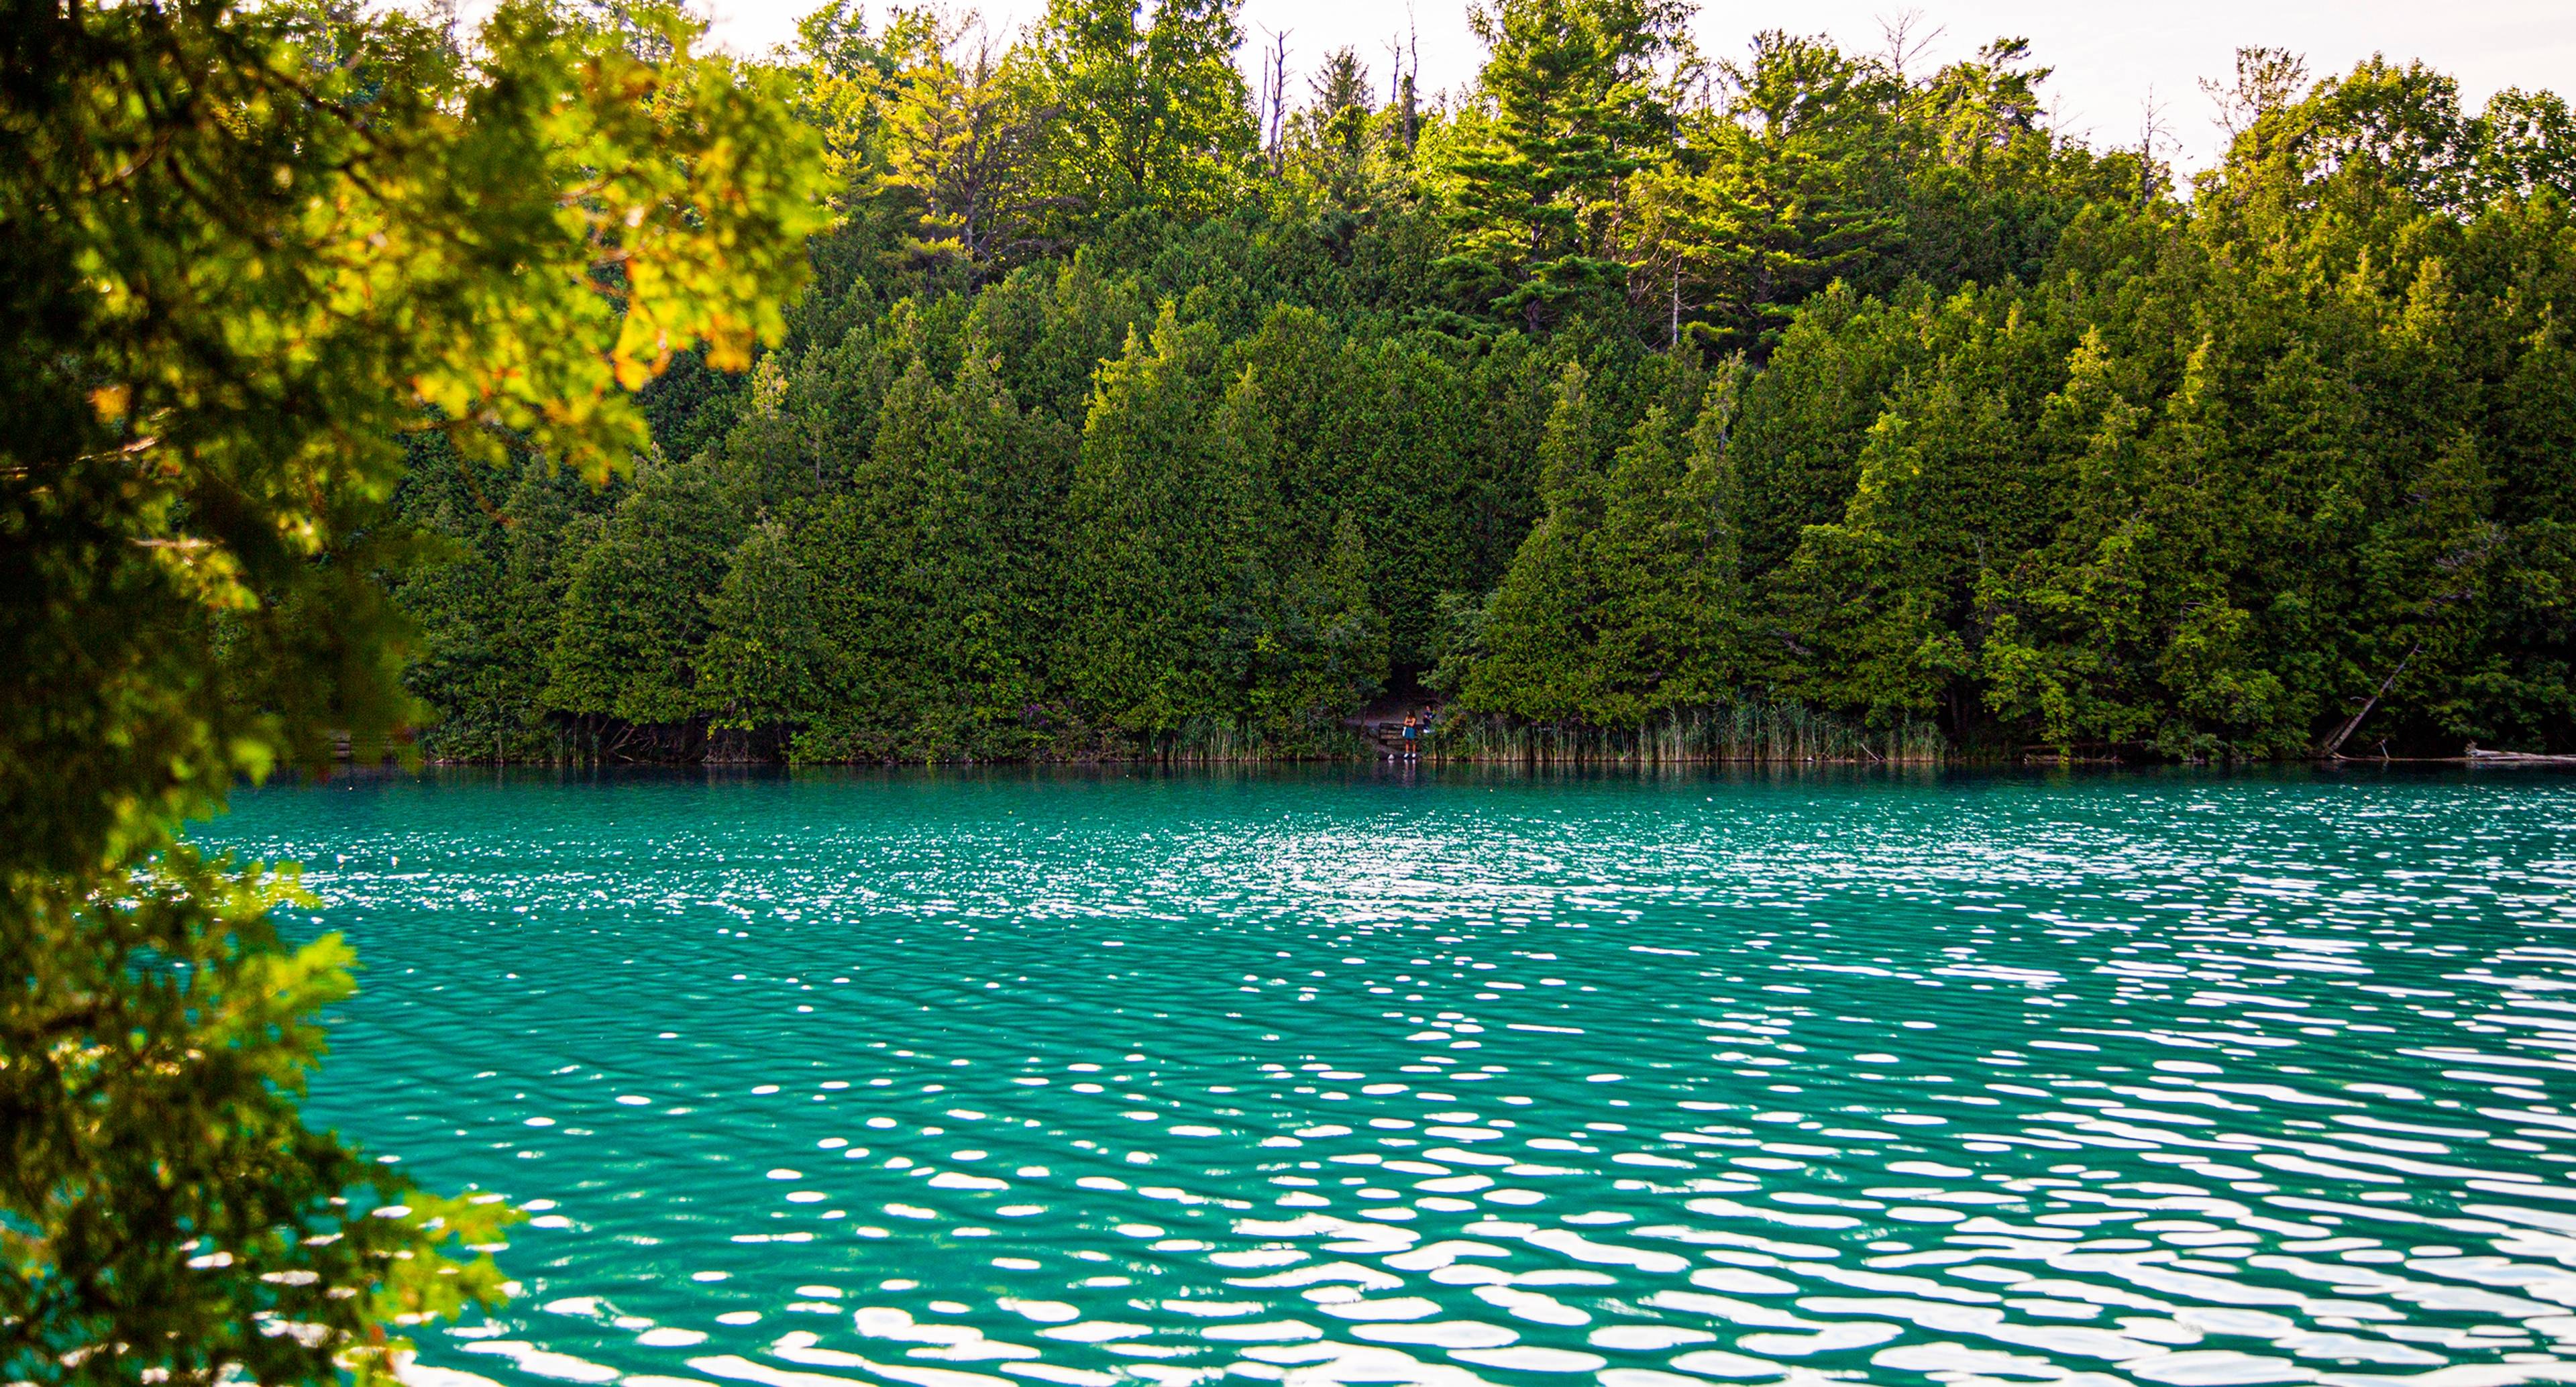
682,0,2573,170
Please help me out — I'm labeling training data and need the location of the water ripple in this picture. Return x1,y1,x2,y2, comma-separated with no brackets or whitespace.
210,768,2576,1387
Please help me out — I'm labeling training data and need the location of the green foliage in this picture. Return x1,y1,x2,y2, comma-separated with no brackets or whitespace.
1829,68,2576,758
1016,0,1257,234
3,849,517,1382
1061,308,1252,728
545,458,750,730
372,9,2576,765
0,0,823,1374
877,13,1052,278
1434,0,1692,331
1456,363,1740,724
1634,33,1902,351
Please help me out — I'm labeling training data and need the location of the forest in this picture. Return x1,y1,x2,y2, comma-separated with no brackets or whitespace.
4,0,2573,1373
390,0,2576,763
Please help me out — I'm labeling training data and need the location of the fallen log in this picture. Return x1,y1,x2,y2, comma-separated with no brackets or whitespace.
2465,745,2576,766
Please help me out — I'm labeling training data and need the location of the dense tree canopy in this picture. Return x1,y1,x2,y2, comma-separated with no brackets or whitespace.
25,0,2569,1371
370,0,2573,766
380,0,2570,765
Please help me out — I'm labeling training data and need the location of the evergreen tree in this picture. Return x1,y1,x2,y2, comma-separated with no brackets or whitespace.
1635,33,1902,353
1061,308,1242,731
1585,376,1745,716
698,519,835,738
355,8,2576,764
877,15,1052,280
1725,284,1919,574
1435,0,1691,331
1254,512,1392,726
1458,366,1736,724
544,457,750,746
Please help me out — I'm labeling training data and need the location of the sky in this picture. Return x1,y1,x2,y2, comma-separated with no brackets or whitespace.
682,0,2573,170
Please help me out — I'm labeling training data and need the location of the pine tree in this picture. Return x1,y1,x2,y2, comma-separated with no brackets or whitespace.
1436,0,1691,331
878,15,1051,280
1633,33,1903,353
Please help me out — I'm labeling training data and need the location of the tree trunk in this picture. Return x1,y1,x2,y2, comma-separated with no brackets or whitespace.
2320,641,2419,759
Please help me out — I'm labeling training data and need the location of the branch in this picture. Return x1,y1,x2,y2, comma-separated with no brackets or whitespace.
2318,640,2418,759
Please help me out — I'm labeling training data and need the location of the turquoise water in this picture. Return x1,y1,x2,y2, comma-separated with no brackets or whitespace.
211,769,2576,1387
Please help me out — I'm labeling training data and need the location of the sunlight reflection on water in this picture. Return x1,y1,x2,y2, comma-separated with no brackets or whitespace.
212,767,2576,1387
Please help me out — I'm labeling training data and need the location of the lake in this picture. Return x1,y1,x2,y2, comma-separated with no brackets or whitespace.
211,767,2576,1387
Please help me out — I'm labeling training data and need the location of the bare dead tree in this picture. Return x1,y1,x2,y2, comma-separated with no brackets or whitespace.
1259,27,1291,176
2200,46,2309,143
2136,85,2176,201
2319,643,2421,759
1397,12,1422,150
1877,8,1943,86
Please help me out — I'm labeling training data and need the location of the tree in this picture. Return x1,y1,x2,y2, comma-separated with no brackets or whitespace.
1016,0,1256,231
1059,308,1242,731
699,520,836,734
1309,46,1374,164
1583,376,1745,715
1457,362,1619,719
342,14,2576,764
392,439,608,762
783,0,892,206
877,13,1055,280
1769,281,2070,732
1278,46,1381,207
1254,513,1391,726
905,351,1077,751
1458,365,1733,725
1725,283,1921,573
0,0,825,1376
1633,33,1902,352
1436,0,1692,331
543,456,750,747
